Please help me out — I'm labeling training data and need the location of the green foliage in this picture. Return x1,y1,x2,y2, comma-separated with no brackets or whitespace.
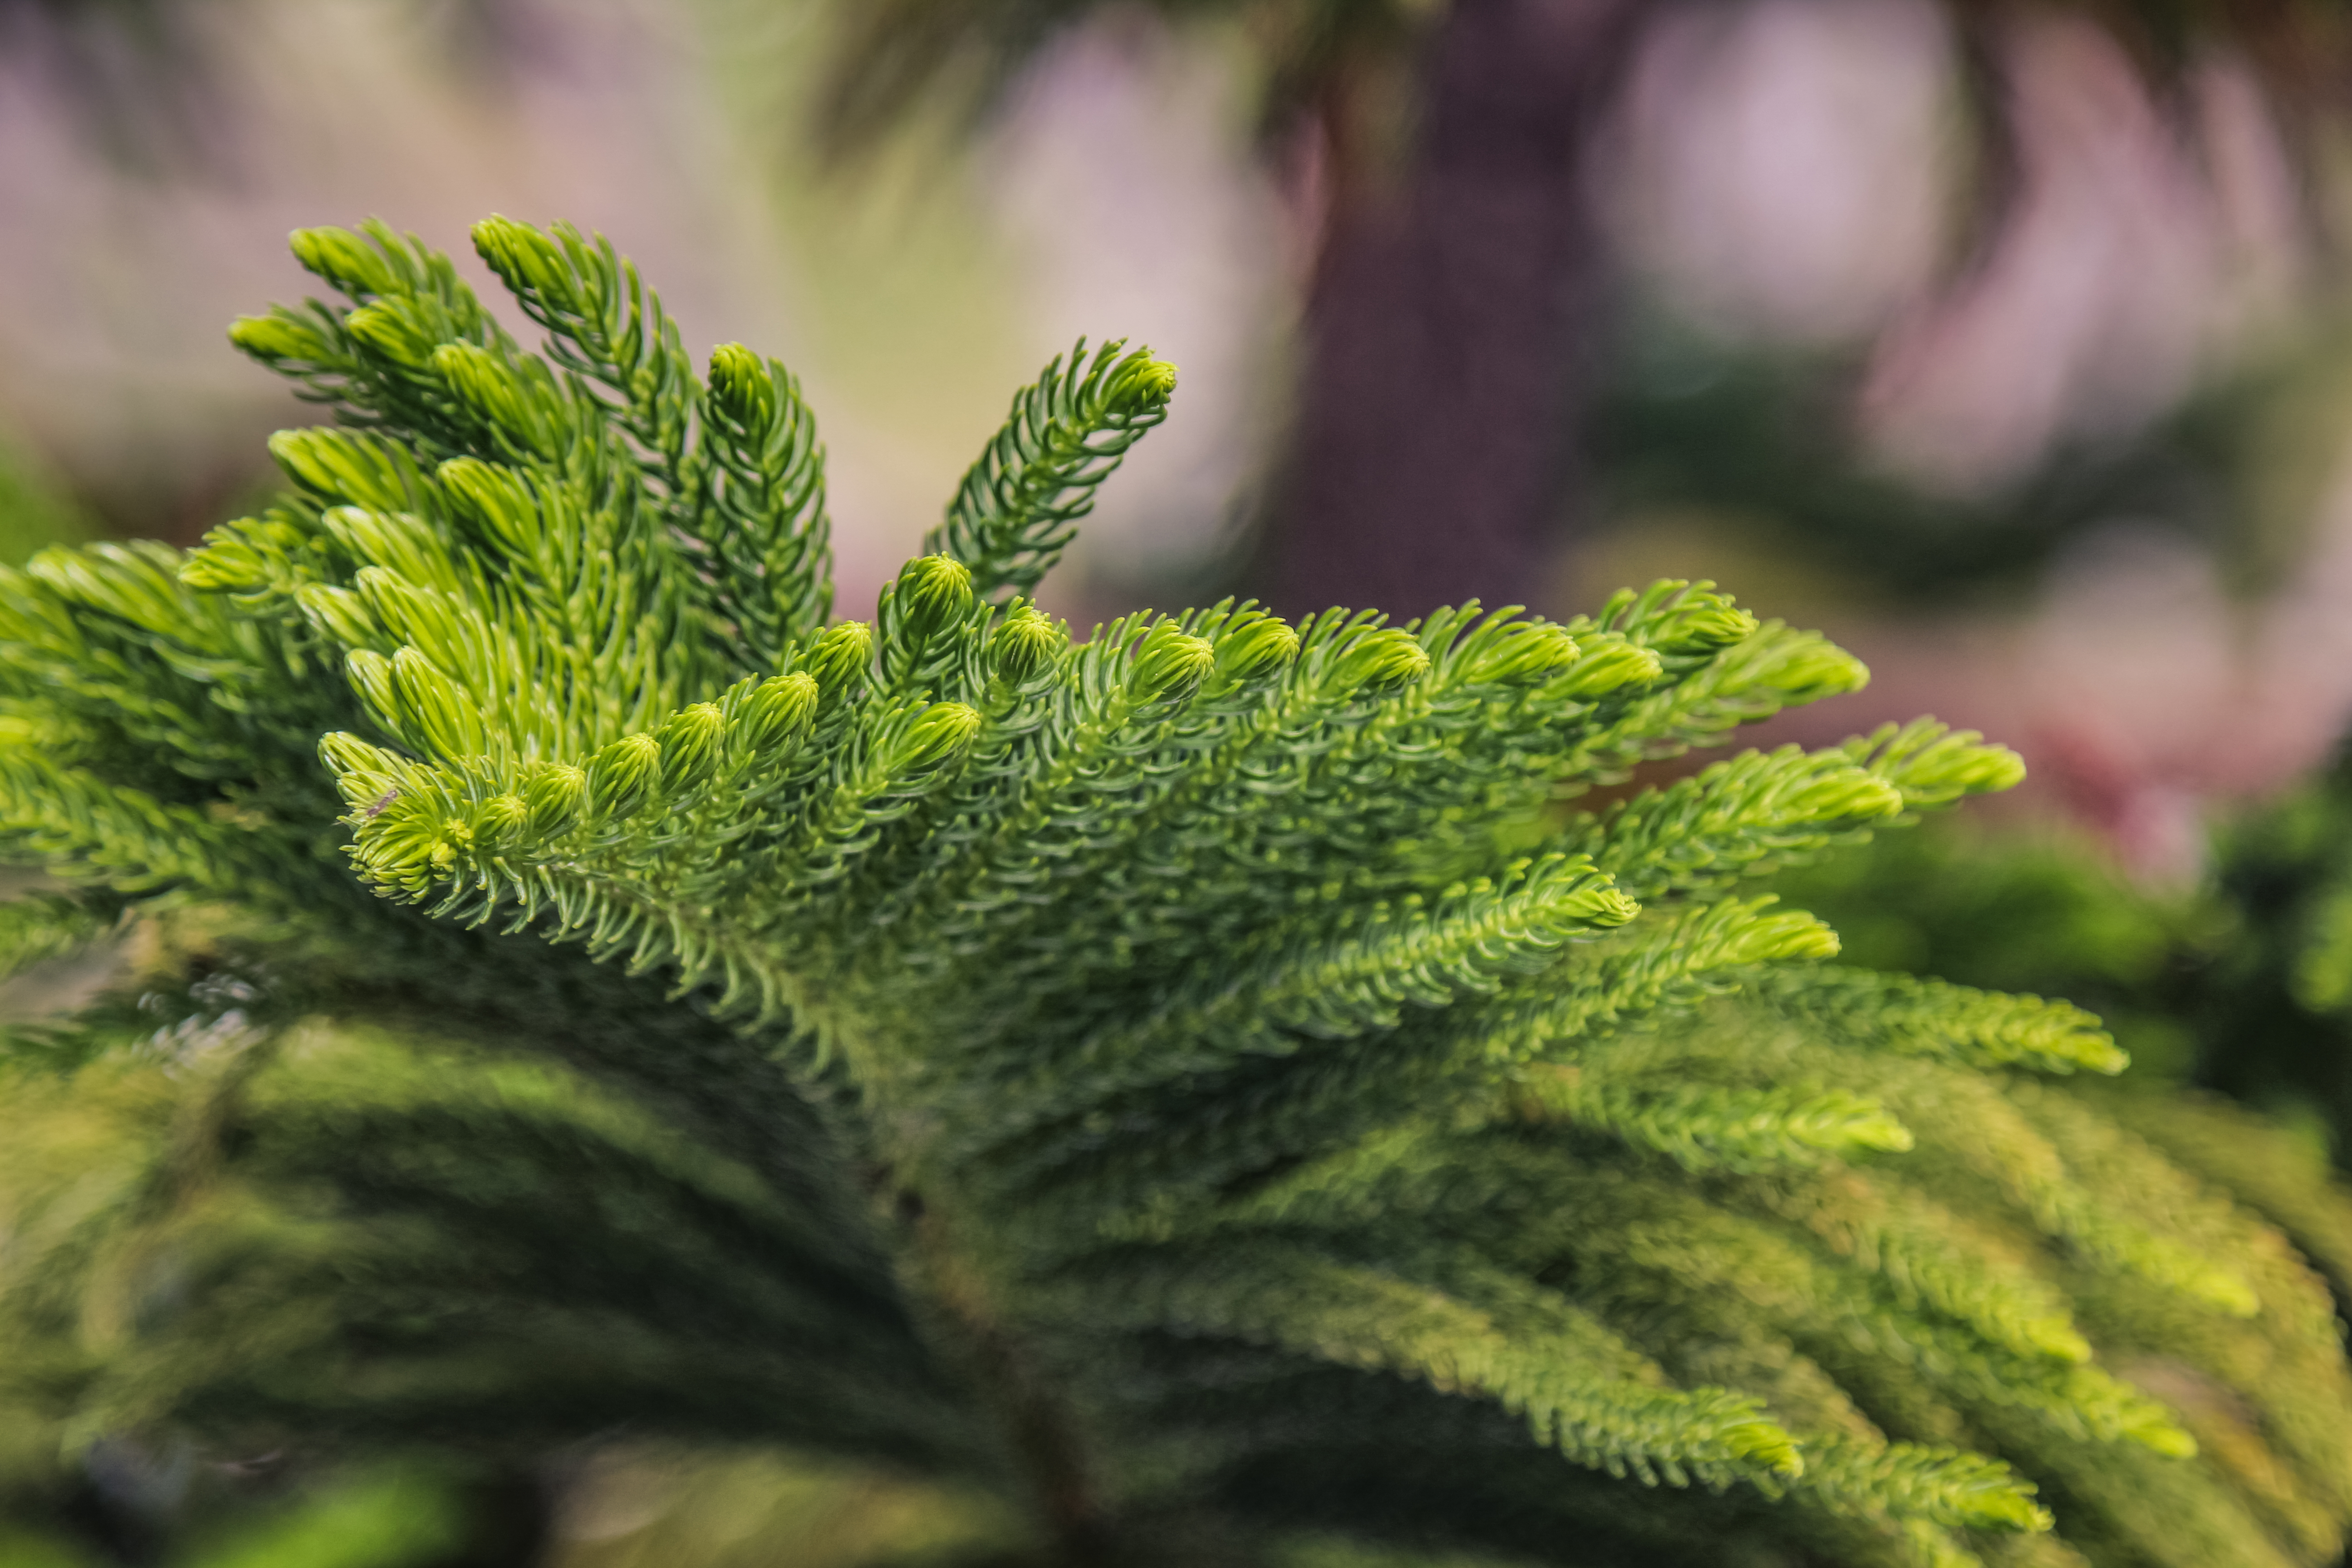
3,216,2352,1568
926,338,1172,603
2181,752,2352,1143
0,440,95,569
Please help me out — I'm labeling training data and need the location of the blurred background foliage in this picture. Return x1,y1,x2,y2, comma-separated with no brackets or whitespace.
19,0,2352,1563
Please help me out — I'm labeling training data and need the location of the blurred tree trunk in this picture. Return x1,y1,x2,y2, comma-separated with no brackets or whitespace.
1264,0,1650,618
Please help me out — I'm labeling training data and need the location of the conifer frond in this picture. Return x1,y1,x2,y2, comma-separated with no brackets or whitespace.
1799,1439,2052,1533
1069,1240,1806,1491
1472,895,1842,1067
229,219,519,455
1563,743,1906,901
1519,1072,1916,1172
699,343,833,666
469,216,699,480
926,338,1176,601
1555,614,1869,786
1563,722,2022,903
1752,1172,2093,1365
1754,968,2128,1077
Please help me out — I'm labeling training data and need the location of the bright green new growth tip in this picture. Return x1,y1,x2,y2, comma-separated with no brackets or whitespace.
2,215,2351,1568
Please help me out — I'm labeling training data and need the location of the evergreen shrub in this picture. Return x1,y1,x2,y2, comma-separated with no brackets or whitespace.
4,217,2352,1568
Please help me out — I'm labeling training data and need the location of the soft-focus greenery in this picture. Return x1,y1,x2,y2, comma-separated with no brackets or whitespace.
0,444,93,568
